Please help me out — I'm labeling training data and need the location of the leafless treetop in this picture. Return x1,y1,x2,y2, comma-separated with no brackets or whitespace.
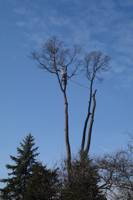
32,37,80,92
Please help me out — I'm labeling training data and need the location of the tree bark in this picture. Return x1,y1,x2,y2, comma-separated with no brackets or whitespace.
81,79,93,155
85,90,97,155
63,92,71,175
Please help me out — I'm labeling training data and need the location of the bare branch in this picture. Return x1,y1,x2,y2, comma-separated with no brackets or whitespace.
84,51,110,82
32,52,57,74
96,146,133,199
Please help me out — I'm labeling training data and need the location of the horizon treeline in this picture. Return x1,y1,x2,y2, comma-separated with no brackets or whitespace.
1,133,133,200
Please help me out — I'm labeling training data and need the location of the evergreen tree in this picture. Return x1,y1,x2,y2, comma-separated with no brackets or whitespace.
0,134,39,200
24,163,60,200
61,157,106,200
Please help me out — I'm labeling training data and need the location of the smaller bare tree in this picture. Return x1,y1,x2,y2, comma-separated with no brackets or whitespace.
96,143,133,199
80,51,110,158
32,37,80,175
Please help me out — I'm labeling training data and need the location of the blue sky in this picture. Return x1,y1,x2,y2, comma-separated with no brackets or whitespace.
0,0,133,177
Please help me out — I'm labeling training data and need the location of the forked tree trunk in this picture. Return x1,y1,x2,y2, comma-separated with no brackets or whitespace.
85,90,97,155
81,80,93,154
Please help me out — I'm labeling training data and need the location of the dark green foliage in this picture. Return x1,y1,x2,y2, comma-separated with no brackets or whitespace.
24,163,60,200
61,157,106,200
0,134,39,200
0,134,108,200
0,134,60,200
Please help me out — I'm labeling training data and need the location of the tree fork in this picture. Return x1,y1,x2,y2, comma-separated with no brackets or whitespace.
81,79,94,154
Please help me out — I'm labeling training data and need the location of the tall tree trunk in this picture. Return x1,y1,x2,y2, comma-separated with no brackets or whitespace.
85,90,97,155
81,80,93,155
63,92,71,175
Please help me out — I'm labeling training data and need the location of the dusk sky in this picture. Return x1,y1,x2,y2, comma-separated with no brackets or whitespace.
1,0,133,178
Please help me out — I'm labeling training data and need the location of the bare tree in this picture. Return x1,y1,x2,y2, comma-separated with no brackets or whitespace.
80,51,110,157
96,144,133,199
32,37,80,175
32,37,110,175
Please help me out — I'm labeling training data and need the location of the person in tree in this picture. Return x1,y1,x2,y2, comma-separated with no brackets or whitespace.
60,66,67,88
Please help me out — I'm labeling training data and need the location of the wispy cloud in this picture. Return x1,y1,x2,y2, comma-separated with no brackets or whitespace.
16,21,27,27
11,0,133,87
14,7,28,15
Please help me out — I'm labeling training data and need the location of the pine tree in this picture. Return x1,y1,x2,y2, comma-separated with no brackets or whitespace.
0,134,39,200
24,163,60,200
